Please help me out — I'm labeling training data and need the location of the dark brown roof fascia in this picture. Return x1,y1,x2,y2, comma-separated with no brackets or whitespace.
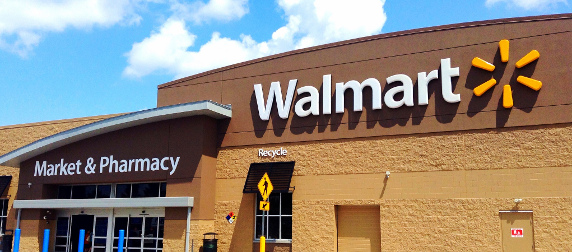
158,13,572,89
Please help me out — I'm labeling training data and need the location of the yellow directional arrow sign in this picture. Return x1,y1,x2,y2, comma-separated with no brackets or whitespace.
257,172,273,201
259,201,270,211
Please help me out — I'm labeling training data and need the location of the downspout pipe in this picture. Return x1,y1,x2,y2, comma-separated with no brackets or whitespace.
16,208,21,229
185,207,191,252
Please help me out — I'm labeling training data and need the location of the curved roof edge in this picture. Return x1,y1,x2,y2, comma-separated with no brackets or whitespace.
159,13,572,89
0,100,232,168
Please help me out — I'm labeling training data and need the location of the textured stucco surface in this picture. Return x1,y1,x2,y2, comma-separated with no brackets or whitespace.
0,115,117,250
216,124,572,179
163,219,215,251
215,123,572,251
0,115,118,156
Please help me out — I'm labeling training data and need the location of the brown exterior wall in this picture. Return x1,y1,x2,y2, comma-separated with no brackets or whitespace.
0,115,116,248
17,116,219,220
158,14,572,148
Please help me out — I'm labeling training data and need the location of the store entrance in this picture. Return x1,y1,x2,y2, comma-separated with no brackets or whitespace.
55,208,164,252
70,215,94,252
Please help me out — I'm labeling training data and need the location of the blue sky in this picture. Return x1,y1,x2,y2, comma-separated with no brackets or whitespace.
0,0,569,126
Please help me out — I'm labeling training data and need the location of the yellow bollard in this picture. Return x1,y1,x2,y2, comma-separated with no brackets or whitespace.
260,236,266,252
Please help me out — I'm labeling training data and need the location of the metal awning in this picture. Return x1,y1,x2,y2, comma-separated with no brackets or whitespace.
0,100,231,168
12,197,194,209
0,176,11,197
243,161,295,193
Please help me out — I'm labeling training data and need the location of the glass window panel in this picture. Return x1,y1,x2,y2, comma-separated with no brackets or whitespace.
71,185,96,199
0,217,5,234
94,248,106,252
267,217,280,239
144,217,158,238
56,217,69,236
97,185,111,198
94,238,106,246
127,238,141,248
255,194,263,215
128,249,140,252
281,193,292,215
1,199,8,216
95,217,108,236
254,193,292,240
58,186,72,199
158,218,164,238
115,184,131,198
128,217,143,237
113,239,118,247
143,239,157,248
158,239,163,248
281,217,292,239
131,183,160,198
114,217,128,237
55,247,67,252
55,237,68,246
160,182,166,197
268,194,280,215
255,216,263,238
144,250,157,252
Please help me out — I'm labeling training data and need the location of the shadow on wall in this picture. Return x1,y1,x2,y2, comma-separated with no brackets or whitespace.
250,53,540,137
466,48,540,127
228,194,255,251
249,64,462,138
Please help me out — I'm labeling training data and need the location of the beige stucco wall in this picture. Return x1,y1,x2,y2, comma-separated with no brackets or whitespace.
0,115,119,156
0,115,117,249
215,123,572,251
163,219,215,251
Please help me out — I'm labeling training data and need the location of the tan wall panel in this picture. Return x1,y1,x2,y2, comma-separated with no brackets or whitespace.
337,205,381,252
0,115,116,156
0,166,20,231
500,212,534,251
291,166,572,200
163,219,186,251
215,194,255,252
291,202,337,252
285,198,572,251
216,123,572,179
18,219,41,251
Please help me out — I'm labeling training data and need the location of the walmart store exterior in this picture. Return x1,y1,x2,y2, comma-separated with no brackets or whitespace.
0,14,571,251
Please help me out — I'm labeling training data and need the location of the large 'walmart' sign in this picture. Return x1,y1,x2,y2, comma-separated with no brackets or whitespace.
254,40,542,120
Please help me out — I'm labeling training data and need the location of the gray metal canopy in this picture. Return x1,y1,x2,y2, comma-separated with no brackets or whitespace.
0,100,231,168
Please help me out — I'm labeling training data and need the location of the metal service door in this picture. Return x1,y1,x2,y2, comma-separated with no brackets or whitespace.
337,205,381,252
500,211,534,252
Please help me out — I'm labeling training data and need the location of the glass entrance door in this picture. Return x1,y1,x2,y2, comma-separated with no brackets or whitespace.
56,209,164,252
113,216,164,251
55,210,112,252
55,215,106,252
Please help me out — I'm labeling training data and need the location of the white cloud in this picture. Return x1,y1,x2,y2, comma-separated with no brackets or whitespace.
171,0,249,24
485,0,568,10
0,0,143,57
123,19,197,78
124,0,387,78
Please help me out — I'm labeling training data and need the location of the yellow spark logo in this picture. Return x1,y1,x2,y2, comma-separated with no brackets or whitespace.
471,39,542,108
